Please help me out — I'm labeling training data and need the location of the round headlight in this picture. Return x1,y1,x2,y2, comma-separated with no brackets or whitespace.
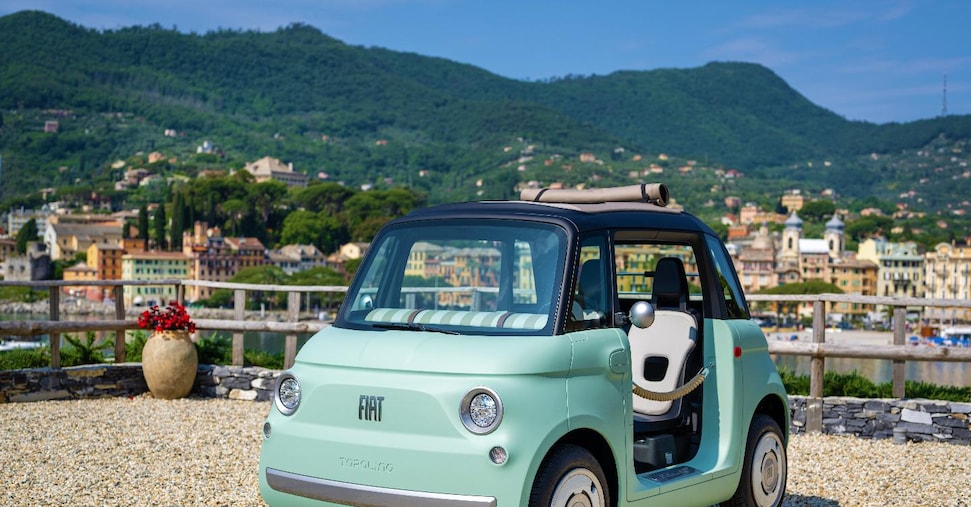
275,373,301,415
460,387,503,434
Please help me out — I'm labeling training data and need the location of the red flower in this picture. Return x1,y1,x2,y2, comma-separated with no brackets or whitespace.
138,302,197,333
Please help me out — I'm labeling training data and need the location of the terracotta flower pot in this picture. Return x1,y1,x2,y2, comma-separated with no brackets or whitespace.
142,330,198,399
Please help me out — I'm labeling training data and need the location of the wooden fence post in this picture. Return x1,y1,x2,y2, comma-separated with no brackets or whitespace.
892,306,907,398
114,286,126,362
807,300,826,433
285,291,300,369
49,287,61,369
233,289,246,366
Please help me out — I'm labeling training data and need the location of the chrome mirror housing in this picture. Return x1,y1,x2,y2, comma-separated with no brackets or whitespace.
628,301,656,329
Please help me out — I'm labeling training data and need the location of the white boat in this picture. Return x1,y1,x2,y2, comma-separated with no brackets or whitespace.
0,339,43,352
940,326,971,347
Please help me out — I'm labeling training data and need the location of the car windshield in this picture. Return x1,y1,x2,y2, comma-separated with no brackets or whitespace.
338,220,568,335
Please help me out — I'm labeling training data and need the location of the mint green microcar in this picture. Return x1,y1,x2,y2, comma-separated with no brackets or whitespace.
259,184,789,507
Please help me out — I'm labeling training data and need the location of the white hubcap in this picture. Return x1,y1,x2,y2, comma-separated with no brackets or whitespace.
751,432,786,506
550,468,605,507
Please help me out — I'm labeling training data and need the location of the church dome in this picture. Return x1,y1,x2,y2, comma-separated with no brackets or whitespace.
825,214,845,231
784,211,803,229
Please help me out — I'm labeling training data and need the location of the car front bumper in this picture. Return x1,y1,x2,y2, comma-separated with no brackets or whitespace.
264,467,496,507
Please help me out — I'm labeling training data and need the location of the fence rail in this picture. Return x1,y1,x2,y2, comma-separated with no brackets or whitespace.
2,280,969,432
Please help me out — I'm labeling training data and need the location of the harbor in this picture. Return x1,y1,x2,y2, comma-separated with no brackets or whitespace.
770,329,971,387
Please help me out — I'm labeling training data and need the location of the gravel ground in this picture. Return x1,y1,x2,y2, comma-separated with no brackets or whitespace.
2,397,970,507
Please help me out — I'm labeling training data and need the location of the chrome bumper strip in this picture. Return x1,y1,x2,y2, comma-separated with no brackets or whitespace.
265,468,497,507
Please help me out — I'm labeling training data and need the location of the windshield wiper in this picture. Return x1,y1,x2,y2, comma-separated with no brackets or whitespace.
372,322,460,335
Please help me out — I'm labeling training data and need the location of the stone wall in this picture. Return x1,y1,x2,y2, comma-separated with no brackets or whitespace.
3,365,971,446
788,395,971,445
0,363,279,403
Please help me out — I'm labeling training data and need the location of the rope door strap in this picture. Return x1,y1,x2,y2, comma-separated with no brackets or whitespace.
632,365,710,402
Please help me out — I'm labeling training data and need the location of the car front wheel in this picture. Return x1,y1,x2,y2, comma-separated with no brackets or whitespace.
722,414,787,507
529,444,609,507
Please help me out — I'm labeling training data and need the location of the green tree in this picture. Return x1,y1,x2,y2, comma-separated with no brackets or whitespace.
279,210,324,246
798,200,837,222
220,198,247,236
248,180,288,227
342,188,423,241
152,203,167,250
292,182,354,214
138,205,149,241
15,218,38,254
845,216,894,243
171,191,186,250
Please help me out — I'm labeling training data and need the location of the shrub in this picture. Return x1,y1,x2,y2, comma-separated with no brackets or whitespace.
195,333,232,365
0,286,47,302
124,331,149,362
780,368,971,402
0,347,50,370
61,332,113,367
244,349,285,370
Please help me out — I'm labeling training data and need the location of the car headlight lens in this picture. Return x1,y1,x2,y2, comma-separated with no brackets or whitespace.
275,373,301,415
460,387,503,434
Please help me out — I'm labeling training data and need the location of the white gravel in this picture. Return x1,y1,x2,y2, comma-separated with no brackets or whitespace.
1,397,969,506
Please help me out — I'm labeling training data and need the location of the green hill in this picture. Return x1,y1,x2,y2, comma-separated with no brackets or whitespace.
1,10,971,218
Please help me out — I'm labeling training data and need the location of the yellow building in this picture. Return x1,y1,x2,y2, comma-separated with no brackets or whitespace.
121,251,190,307
827,258,879,318
924,241,971,322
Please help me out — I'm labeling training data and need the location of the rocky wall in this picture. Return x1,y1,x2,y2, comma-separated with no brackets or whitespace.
0,364,278,403
788,395,971,445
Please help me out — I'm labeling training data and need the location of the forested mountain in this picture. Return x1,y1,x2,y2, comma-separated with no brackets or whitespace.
2,10,970,223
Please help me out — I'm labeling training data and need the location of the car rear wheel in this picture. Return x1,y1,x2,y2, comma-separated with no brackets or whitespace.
529,444,609,507
722,414,787,507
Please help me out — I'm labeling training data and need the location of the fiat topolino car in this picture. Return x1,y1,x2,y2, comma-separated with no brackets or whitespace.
259,184,789,507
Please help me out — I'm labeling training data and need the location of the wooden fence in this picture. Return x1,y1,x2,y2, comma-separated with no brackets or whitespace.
0,279,344,369
2,281,970,432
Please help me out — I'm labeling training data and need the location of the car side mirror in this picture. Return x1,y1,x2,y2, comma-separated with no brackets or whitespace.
360,295,374,310
628,301,656,329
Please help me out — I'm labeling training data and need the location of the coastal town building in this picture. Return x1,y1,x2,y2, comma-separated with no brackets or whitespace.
267,244,329,275
6,206,53,239
180,222,267,302
733,224,778,294
242,156,308,188
924,240,971,322
0,238,16,263
857,238,925,299
735,212,875,321
43,216,123,260
738,203,786,226
182,222,233,302
827,257,879,319
780,191,806,212
224,236,266,272
62,261,98,300
121,251,190,307
63,243,127,301
1,242,52,282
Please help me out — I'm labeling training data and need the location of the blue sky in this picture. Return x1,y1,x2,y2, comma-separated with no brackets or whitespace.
2,0,968,124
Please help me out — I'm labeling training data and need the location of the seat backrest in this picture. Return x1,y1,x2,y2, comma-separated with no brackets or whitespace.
629,257,698,420
651,256,688,311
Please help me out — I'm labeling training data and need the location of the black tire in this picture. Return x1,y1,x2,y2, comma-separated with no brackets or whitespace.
721,414,788,507
529,444,610,507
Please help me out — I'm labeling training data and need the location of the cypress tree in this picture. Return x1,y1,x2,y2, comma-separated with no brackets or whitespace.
138,205,149,241
153,204,167,250
171,192,185,250
15,218,38,254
